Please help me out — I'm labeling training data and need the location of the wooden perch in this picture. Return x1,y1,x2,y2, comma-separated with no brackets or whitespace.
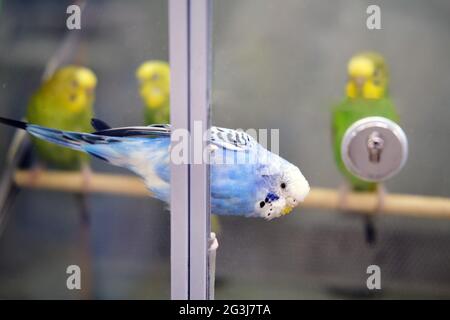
13,170,450,219
304,188,450,219
14,170,149,197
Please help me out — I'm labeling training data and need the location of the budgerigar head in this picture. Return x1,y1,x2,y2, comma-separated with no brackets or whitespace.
254,157,310,220
136,60,170,109
50,65,97,113
345,52,388,99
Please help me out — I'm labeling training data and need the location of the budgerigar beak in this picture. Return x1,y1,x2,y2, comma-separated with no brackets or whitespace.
281,205,294,216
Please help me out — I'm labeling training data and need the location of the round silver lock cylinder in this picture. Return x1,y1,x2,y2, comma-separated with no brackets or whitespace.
341,116,408,182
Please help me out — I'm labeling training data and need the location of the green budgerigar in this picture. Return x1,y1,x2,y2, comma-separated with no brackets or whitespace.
27,65,97,170
332,52,400,242
26,65,97,297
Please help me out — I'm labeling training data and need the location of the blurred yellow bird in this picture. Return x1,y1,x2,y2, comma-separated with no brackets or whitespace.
136,60,170,125
345,52,388,100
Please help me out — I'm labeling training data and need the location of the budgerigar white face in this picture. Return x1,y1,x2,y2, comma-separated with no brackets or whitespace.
255,162,310,220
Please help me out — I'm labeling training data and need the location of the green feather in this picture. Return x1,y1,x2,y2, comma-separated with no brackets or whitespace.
26,69,95,170
332,97,399,191
144,102,170,125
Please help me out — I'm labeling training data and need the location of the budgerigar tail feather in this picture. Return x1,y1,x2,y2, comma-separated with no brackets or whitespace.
27,126,87,152
0,186,19,236
0,117,106,162
75,193,90,227
364,215,377,246
0,117,27,130
74,192,94,298
0,116,114,155
0,116,171,170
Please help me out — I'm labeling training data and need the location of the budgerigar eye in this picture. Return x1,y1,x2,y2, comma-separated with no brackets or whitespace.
280,182,286,189
151,73,160,81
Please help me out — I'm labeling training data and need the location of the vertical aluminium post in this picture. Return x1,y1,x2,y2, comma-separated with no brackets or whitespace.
189,0,212,300
169,0,212,300
169,0,189,300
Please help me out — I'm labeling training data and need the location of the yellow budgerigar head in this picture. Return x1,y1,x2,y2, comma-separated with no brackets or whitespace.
136,60,170,109
49,65,97,113
345,52,388,99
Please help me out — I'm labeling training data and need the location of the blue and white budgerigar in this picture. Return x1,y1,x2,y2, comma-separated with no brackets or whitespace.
0,117,310,220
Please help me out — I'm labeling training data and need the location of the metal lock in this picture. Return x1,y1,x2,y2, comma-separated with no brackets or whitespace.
341,116,408,182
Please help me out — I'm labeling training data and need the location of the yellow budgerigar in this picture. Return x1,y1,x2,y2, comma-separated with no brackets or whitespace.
136,60,170,125
135,60,223,234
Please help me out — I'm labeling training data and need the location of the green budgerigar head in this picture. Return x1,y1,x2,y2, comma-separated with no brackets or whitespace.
346,52,389,100
46,65,97,113
136,60,170,110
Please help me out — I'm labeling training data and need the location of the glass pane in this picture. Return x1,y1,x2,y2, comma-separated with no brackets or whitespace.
0,0,170,299
212,0,450,299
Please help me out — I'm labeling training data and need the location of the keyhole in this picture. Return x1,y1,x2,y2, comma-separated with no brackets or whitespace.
367,131,384,163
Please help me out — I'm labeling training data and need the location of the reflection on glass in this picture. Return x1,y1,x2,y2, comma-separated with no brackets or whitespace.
0,0,170,299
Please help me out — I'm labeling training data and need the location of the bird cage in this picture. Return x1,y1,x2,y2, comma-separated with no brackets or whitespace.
0,0,450,301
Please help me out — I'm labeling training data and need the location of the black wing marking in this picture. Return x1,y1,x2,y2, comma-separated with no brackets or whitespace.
94,125,255,151
0,117,27,130
92,125,171,138
91,118,112,131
